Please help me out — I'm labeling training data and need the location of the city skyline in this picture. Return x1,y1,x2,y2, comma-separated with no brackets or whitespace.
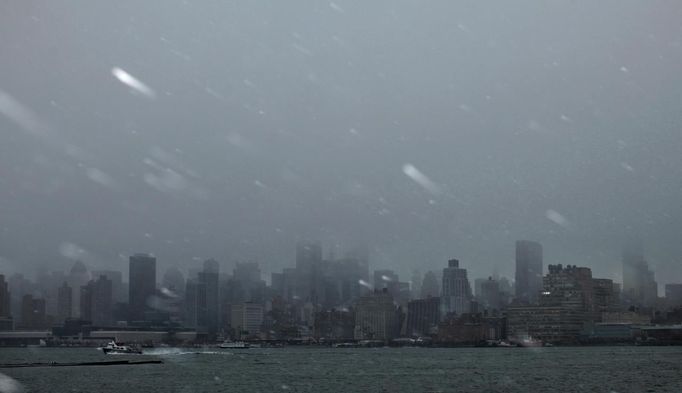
0,238,675,294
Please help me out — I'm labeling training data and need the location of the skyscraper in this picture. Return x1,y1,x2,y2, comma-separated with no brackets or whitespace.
128,253,157,322
0,274,10,318
622,245,658,307
88,275,113,326
57,281,72,323
441,259,472,316
20,294,46,329
184,277,206,329
420,271,440,299
295,241,322,302
201,259,220,334
0,274,12,330
92,270,125,303
67,261,89,318
515,240,543,304
480,277,502,311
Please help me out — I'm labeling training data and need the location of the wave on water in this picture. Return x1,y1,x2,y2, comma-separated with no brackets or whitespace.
143,348,234,356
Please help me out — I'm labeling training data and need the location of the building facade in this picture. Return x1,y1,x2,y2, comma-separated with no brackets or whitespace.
515,240,543,304
128,254,157,322
354,289,402,341
230,302,264,338
441,259,472,317
406,296,440,337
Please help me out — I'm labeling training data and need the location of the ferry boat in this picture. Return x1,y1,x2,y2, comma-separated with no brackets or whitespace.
100,341,143,355
218,341,250,349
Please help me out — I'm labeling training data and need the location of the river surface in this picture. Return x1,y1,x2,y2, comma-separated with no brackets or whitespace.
1,346,682,392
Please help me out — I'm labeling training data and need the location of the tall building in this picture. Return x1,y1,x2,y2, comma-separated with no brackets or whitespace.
85,275,113,326
92,270,125,303
507,264,616,344
410,270,422,299
57,281,72,323
295,241,323,303
162,267,186,296
184,277,206,330
622,245,658,308
420,271,440,298
200,259,220,334
406,296,440,337
441,259,472,317
353,289,403,341
665,284,682,308
373,269,408,304
67,261,90,318
20,294,46,330
515,240,543,304
0,274,10,318
480,277,503,311
0,275,12,330
128,253,157,322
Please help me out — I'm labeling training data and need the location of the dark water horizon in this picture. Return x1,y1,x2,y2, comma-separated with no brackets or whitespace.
2,346,682,392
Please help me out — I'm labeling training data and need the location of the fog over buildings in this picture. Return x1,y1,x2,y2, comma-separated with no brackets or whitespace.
1,1,682,288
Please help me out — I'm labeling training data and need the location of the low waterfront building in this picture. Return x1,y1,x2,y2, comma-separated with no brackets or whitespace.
313,309,355,341
437,313,505,345
506,305,586,343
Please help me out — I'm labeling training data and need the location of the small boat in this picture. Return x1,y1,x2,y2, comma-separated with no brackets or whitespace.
517,337,543,348
218,341,250,349
100,341,143,355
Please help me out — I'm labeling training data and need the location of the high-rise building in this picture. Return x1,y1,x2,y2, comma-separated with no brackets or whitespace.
67,261,90,318
294,241,323,304
480,277,503,311
441,259,472,317
20,294,46,330
410,270,422,299
515,240,543,304
406,296,440,337
92,270,125,303
90,275,113,326
128,253,157,322
184,277,206,329
420,271,440,298
200,259,220,334
57,281,72,323
0,274,10,318
665,284,682,308
9,274,33,322
507,264,615,344
372,269,410,306
162,267,186,296
622,245,658,308
0,274,12,330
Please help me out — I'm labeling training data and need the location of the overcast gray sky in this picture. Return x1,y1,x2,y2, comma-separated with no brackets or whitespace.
1,1,681,288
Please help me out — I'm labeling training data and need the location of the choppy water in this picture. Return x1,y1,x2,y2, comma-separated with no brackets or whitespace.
2,346,682,392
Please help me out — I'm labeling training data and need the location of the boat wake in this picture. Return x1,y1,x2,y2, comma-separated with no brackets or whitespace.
142,348,234,356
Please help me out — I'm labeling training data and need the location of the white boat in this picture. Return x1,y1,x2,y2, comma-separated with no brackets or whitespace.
218,341,250,349
100,341,143,355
